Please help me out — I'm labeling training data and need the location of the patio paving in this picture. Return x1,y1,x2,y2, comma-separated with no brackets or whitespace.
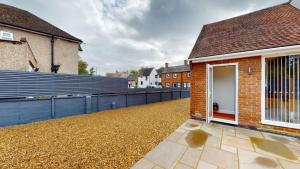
132,119,300,169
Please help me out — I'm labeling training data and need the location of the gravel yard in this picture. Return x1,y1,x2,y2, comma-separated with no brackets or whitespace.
0,99,189,169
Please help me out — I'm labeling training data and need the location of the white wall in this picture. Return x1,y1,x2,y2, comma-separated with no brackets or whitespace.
213,66,235,114
137,69,161,88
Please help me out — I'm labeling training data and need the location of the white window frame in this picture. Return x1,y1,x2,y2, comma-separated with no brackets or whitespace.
166,74,170,78
178,83,181,88
166,83,170,88
187,72,191,77
183,83,187,88
173,73,177,78
187,82,191,88
173,83,177,88
261,54,300,129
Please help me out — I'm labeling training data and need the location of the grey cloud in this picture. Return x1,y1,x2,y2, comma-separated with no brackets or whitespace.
0,0,286,74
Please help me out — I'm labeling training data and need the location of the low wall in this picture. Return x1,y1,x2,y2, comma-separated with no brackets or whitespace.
0,90,190,127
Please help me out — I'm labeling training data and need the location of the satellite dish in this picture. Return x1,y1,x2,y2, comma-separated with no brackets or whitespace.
291,0,300,9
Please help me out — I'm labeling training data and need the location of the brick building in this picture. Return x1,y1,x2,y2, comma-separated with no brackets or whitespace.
161,60,191,89
188,2,300,134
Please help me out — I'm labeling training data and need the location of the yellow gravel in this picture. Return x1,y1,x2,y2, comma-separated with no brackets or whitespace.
0,99,189,169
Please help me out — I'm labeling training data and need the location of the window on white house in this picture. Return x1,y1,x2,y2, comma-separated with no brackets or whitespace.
166,83,170,88
265,55,300,126
155,75,158,78
141,81,143,85
187,72,191,77
173,73,177,78
145,76,148,80
166,74,170,78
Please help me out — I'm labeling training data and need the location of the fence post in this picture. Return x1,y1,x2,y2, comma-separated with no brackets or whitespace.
180,90,182,98
160,92,162,102
125,93,128,107
51,96,55,118
97,95,100,112
145,92,148,104
85,95,92,114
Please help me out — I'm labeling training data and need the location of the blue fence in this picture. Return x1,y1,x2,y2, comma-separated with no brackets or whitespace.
0,90,190,127
0,70,128,98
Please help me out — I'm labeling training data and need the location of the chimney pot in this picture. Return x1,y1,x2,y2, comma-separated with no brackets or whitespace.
165,63,169,68
184,60,188,66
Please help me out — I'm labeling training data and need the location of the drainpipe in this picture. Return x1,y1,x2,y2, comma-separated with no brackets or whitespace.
51,35,55,73
50,35,60,73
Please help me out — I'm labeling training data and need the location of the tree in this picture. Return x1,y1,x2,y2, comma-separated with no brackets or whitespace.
130,69,139,75
89,67,96,76
78,59,89,75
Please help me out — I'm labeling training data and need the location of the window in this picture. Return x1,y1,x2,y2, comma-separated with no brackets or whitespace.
173,83,177,88
173,73,177,78
166,74,170,78
145,76,148,80
141,81,143,85
155,75,158,78
187,72,191,77
177,83,181,88
183,83,187,88
166,83,170,88
187,82,191,88
265,55,300,127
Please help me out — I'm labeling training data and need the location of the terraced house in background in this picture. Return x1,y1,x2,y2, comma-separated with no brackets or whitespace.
0,3,82,74
162,60,191,89
188,1,300,134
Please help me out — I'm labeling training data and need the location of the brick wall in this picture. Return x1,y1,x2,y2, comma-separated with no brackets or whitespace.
190,56,300,135
162,72,191,88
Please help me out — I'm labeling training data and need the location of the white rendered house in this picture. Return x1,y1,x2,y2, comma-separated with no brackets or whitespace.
138,68,161,88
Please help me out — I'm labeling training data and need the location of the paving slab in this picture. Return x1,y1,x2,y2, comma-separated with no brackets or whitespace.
131,158,155,169
222,135,254,151
201,146,238,169
180,148,202,168
197,161,218,169
167,131,185,143
174,163,193,169
279,159,300,169
144,140,187,169
221,144,237,154
238,149,283,169
132,119,300,169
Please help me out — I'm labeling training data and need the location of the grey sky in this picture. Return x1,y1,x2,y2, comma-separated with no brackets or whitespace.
0,0,287,75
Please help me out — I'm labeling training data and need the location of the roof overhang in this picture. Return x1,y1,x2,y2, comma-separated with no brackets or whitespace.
188,45,300,63
0,22,83,43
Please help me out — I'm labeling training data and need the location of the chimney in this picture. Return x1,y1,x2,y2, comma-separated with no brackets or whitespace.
184,60,188,66
165,63,169,68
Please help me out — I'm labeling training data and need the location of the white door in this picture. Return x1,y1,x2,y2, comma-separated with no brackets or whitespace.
206,64,213,123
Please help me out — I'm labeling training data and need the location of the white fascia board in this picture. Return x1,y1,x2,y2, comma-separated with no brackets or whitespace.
188,45,300,63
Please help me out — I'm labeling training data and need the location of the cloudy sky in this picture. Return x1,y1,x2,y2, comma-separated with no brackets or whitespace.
1,0,287,75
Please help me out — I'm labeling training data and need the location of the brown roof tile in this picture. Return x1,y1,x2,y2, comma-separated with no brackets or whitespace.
189,3,300,59
0,3,82,42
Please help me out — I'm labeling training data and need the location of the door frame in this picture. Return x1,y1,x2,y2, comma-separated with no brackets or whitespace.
206,63,239,125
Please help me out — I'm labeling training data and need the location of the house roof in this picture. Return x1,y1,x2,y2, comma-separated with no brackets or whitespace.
162,65,190,73
127,74,138,81
139,67,154,76
156,67,164,75
189,2,300,59
0,3,82,42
